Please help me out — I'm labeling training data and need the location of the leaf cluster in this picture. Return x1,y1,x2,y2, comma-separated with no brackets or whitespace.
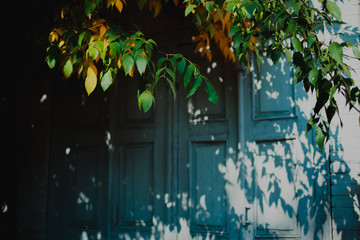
46,0,218,113
46,0,360,150
185,0,360,150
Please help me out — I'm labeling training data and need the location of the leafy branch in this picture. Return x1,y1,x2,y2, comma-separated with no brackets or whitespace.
45,0,360,150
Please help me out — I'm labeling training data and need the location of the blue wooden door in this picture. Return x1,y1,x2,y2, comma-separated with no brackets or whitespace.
110,77,169,239
177,58,239,239
47,81,109,240
110,58,240,239
238,56,331,239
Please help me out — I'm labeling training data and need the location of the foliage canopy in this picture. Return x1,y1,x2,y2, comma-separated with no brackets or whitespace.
46,0,360,149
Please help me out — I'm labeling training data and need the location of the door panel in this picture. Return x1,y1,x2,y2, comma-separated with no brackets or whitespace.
254,141,299,238
177,58,239,239
111,79,168,239
239,56,302,239
190,141,227,230
252,57,295,120
68,148,100,226
48,81,108,240
122,143,154,225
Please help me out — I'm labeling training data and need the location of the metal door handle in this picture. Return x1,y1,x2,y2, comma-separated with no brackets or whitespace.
242,206,251,226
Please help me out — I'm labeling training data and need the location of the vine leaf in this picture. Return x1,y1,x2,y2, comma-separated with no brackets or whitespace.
135,54,147,75
122,53,134,76
205,81,218,104
315,124,326,151
100,70,113,91
308,68,319,86
138,90,154,112
63,59,73,78
329,42,343,65
186,76,203,98
326,1,342,20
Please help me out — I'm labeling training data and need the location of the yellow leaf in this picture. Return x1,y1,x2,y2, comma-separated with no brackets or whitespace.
107,0,116,8
99,25,107,38
49,31,58,43
115,0,123,13
59,40,65,48
85,65,98,95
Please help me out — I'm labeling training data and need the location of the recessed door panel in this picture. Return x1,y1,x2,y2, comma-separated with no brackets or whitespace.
190,141,227,230
122,143,154,225
254,141,299,237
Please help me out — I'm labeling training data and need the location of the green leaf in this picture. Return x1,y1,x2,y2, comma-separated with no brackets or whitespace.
166,68,176,81
326,1,342,20
185,4,196,17
155,67,166,83
177,58,186,75
135,54,147,75
308,68,319,86
46,56,56,69
138,90,154,112
242,0,257,18
88,47,99,60
291,36,303,52
229,25,241,38
329,42,343,65
100,70,113,91
352,46,360,58
137,0,147,10
77,32,85,47
307,33,316,48
315,124,326,151
205,1,214,12
186,76,203,98
122,53,134,76
284,48,292,62
109,42,121,58
84,0,96,16
271,50,281,65
165,77,176,100
233,33,242,49
184,64,195,89
205,81,218,104
63,59,73,78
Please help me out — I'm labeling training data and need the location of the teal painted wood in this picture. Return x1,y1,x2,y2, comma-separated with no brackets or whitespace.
108,57,240,239
177,58,240,240
47,81,109,240
109,78,168,239
47,55,333,240
238,55,331,239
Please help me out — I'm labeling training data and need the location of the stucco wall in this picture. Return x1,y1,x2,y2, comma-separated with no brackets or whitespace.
329,1,360,239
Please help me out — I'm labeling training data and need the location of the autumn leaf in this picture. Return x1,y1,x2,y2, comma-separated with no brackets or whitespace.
115,0,124,13
148,0,162,17
85,64,98,95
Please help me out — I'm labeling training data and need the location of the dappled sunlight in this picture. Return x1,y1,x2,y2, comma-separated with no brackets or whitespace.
46,28,359,240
